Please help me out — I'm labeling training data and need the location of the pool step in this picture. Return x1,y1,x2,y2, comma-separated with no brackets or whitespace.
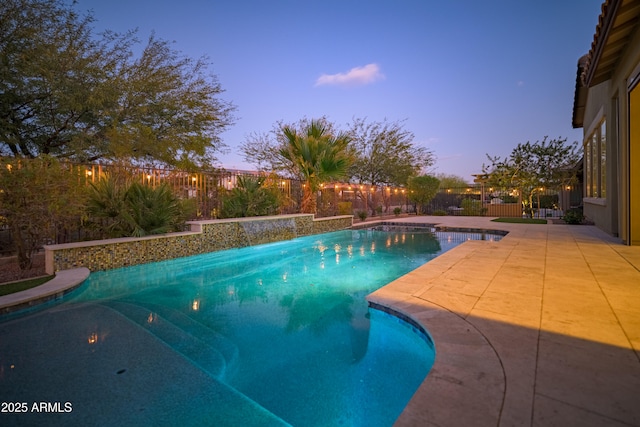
101,300,236,380
140,301,239,378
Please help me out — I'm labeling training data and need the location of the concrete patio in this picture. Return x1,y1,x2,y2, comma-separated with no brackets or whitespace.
367,216,640,426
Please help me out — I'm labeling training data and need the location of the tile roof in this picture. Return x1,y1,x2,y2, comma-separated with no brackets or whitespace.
572,0,640,128
584,0,640,86
572,55,589,128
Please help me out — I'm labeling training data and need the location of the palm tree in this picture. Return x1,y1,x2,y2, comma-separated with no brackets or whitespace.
279,119,353,214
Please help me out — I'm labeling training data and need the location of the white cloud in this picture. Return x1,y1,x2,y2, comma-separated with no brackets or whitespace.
315,63,385,87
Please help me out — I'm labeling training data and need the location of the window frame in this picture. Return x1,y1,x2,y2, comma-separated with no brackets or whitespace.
584,116,607,200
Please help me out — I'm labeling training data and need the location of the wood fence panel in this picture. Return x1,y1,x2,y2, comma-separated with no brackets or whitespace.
485,203,521,217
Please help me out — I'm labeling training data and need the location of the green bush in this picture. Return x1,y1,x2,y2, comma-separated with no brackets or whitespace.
338,201,353,215
407,175,440,215
536,194,559,209
357,211,368,221
500,195,518,203
1,156,88,269
433,209,447,216
562,208,584,225
220,176,279,218
461,198,487,216
87,176,186,238
393,207,402,216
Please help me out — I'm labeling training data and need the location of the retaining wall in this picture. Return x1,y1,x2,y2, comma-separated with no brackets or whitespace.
44,214,353,274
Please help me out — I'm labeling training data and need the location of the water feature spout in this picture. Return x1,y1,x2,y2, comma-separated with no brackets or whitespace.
240,217,298,246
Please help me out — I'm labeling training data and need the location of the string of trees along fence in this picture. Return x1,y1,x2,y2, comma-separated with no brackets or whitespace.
0,156,582,266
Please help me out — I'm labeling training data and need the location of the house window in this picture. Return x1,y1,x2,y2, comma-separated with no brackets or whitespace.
600,121,606,198
584,119,606,198
585,136,592,197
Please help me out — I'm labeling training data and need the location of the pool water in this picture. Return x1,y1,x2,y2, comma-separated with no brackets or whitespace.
0,227,501,426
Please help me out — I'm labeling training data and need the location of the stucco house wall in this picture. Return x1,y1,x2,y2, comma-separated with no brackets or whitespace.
573,0,640,245
581,81,617,235
614,26,640,245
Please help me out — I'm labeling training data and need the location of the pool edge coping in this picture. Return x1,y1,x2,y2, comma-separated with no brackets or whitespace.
0,267,90,315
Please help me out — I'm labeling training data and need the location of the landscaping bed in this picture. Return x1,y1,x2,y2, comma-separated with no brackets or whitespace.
0,253,46,285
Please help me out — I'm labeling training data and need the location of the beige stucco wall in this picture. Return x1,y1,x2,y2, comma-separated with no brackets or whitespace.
582,25,640,243
582,80,616,236
609,25,640,245
44,215,353,274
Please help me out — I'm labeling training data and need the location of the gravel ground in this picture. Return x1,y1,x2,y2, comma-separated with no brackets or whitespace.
0,253,47,285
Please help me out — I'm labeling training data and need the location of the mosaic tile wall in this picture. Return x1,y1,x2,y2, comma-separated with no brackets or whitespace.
45,215,353,274
312,216,353,234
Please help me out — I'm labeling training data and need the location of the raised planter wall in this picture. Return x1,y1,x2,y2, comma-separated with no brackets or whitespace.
44,214,353,274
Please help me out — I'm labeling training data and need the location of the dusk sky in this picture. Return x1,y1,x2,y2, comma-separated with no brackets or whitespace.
76,0,604,181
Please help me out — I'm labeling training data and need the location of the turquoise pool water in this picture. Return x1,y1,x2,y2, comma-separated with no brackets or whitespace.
0,227,501,426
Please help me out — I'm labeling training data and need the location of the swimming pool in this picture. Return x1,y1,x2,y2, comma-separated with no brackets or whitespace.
0,226,502,426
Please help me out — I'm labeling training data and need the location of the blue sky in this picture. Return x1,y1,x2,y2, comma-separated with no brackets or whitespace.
76,0,603,181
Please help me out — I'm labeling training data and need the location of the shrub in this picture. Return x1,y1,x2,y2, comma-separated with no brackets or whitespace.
357,211,368,221
536,194,559,209
338,202,352,215
220,176,279,218
393,207,402,216
125,182,186,237
87,176,187,238
0,156,87,269
461,198,487,216
562,208,584,225
433,210,447,216
407,175,440,215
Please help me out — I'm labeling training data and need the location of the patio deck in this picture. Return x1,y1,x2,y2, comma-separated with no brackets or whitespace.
367,216,640,426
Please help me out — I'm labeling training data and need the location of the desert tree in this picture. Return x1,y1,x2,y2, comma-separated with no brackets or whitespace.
347,117,434,214
0,0,235,169
436,173,470,189
406,175,440,215
483,137,580,217
0,156,87,271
